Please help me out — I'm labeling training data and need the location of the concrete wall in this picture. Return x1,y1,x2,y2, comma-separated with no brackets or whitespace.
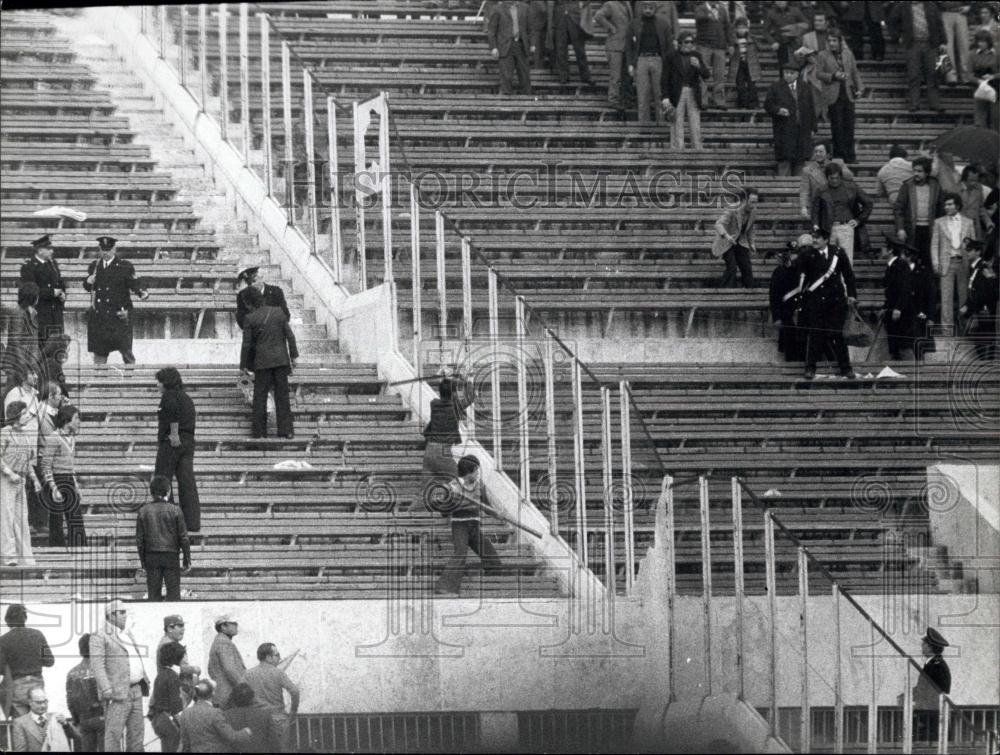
929,464,1000,593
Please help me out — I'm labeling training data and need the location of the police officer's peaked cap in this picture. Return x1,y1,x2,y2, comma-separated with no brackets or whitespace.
96,236,118,251
31,234,52,248
922,627,949,648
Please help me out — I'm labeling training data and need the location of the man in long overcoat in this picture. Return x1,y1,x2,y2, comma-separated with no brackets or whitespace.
83,237,148,365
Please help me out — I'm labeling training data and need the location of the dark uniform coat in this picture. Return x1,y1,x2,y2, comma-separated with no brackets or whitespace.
914,654,951,710
763,75,817,164
19,256,66,344
235,284,289,330
769,262,804,361
882,255,918,357
965,256,999,359
797,242,856,371
83,255,146,356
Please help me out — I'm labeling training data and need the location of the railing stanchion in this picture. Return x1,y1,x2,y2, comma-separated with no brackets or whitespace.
731,476,745,701
571,358,587,564
488,269,502,470
765,510,778,737
515,296,530,500
239,3,250,161
664,475,676,703
260,16,273,196
798,546,810,753
281,42,295,226
619,382,635,595
218,4,229,141
543,333,558,533
834,585,844,754
868,621,877,754
903,663,914,755
379,92,393,285
198,5,208,112
179,5,188,86
327,97,343,277
158,5,167,60
435,211,446,336
302,72,318,254
409,184,422,374
352,100,366,287
699,476,713,696
938,694,949,755
600,387,615,592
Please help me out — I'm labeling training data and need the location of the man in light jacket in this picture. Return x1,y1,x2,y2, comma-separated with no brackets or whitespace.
713,187,759,288
90,600,150,752
813,32,863,163
930,192,976,333
594,0,633,109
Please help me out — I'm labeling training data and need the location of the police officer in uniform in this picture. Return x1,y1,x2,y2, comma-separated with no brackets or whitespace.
882,237,920,360
913,626,951,742
83,236,148,365
796,226,859,380
19,235,66,348
234,260,289,330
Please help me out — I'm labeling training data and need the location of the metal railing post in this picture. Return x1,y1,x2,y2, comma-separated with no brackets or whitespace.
198,5,208,111
140,5,148,35
868,622,877,754
302,72,319,254
664,475,676,703
379,93,392,285
239,4,251,161
178,5,188,86
799,547,810,754
731,477,745,701
765,511,778,737
619,382,635,595
327,96,343,277
460,238,473,340
488,269,502,470
572,358,587,564
699,476,713,696
937,695,949,755
281,42,295,226
515,296,529,500
435,211,446,335
543,332,558,533
834,585,844,754
903,663,914,755
158,5,167,60
409,183,422,372
600,386,615,592
260,16,273,195
218,4,229,141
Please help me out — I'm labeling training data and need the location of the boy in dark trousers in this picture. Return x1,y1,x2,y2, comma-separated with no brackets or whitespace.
137,476,192,601
434,455,503,596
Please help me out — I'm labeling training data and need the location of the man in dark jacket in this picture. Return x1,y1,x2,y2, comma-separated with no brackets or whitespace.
137,476,192,601
837,0,885,61
488,1,534,95
83,236,148,365
153,366,200,533
624,1,671,122
434,455,503,596
65,633,105,753
693,0,735,107
882,239,920,359
960,240,999,359
769,240,806,362
811,162,873,263
19,235,65,348
763,64,816,176
663,33,711,149
0,604,55,718
179,680,253,752
548,0,594,86
887,1,947,110
797,227,858,379
240,286,298,439
235,264,289,330
893,156,945,270
595,0,634,110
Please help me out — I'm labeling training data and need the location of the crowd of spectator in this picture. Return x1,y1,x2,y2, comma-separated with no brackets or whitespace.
0,602,301,752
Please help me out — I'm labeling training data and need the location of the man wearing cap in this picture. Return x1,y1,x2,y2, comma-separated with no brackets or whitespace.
235,262,289,331
159,615,201,678
763,62,817,177
913,627,951,741
19,235,66,348
883,238,921,360
83,236,148,365
90,600,150,752
207,615,245,709
0,604,55,718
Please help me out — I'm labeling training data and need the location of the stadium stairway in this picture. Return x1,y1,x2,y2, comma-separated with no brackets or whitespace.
0,11,563,602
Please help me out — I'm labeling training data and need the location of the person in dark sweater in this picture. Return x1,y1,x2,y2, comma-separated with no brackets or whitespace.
663,33,711,150
625,1,673,123
149,640,187,753
768,239,807,362
882,239,920,360
421,374,475,508
153,367,200,533
65,633,104,753
224,683,278,754
434,455,503,596
960,240,999,360
0,604,55,718
240,286,298,439
137,476,192,602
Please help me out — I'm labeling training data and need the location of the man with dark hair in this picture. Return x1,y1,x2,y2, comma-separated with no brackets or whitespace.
207,615,245,710
137,476,192,601
488,0,535,95
66,633,105,753
888,0,948,111
422,373,475,503
769,236,808,362
225,683,277,753
178,679,253,752
19,235,66,348
932,193,976,334
876,145,913,205
0,605,54,718
811,161,873,263
434,455,503,596
895,156,945,275
153,366,200,532
814,31,863,164
240,286,298,439
800,143,854,220
694,0,736,107
242,643,300,753
712,188,759,288
883,239,921,360
912,627,952,741
797,227,859,380
663,33,711,149
763,63,816,176
83,235,149,366
548,0,594,86
624,1,671,122
961,240,999,360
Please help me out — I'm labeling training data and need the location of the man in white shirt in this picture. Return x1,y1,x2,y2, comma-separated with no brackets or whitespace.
876,145,914,205
930,193,976,334
3,367,45,534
